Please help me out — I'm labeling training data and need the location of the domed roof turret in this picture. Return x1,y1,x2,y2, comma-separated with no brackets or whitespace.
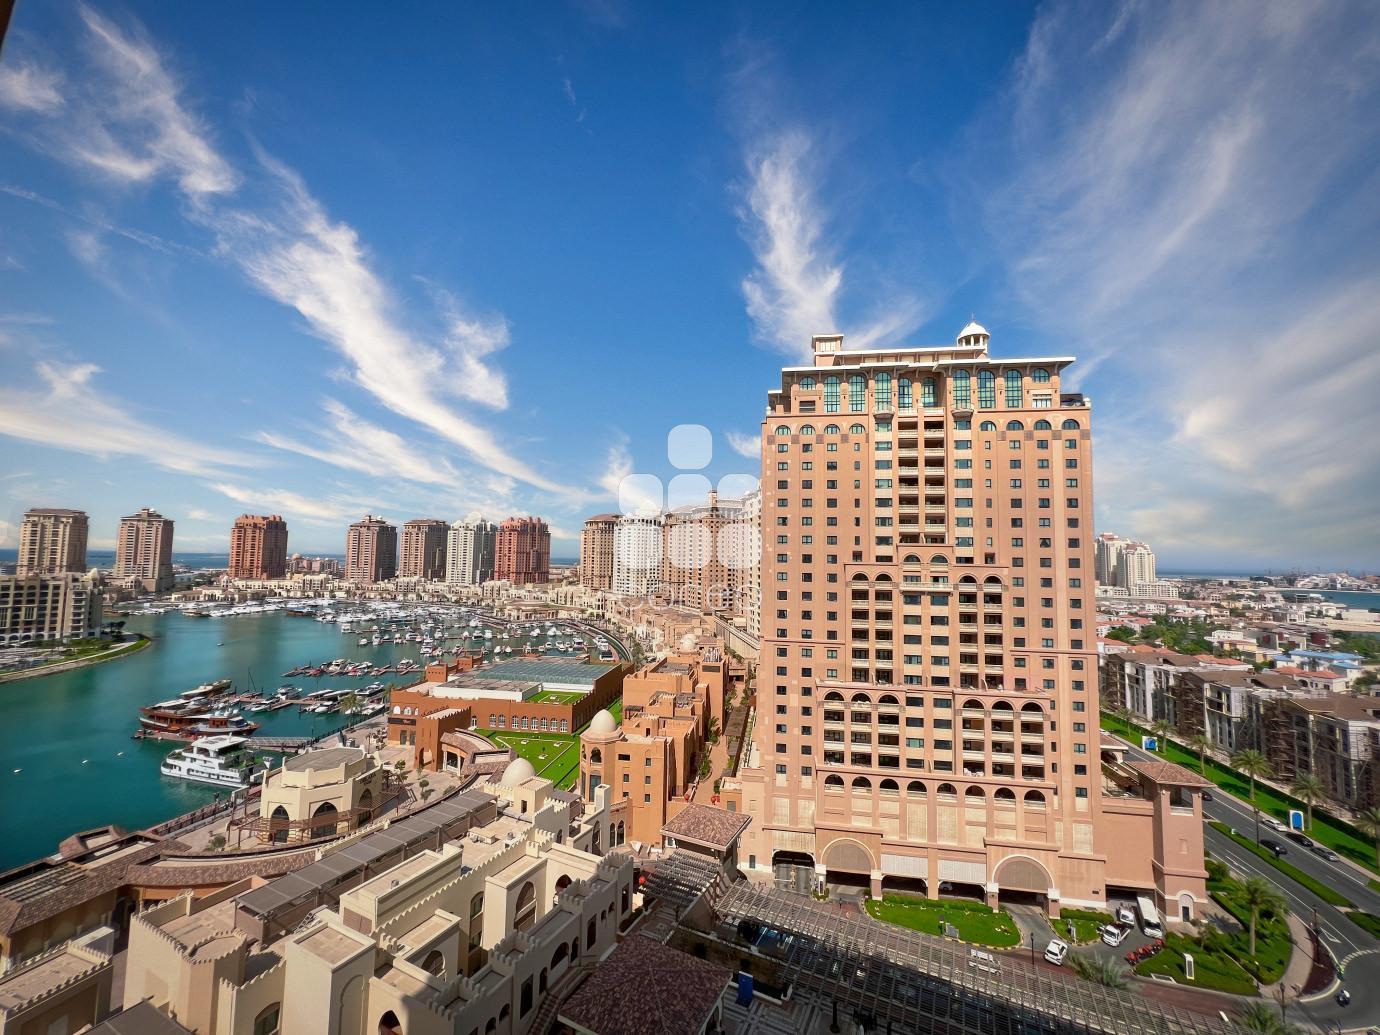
587,709,618,735
957,320,989,345
499,757,536,785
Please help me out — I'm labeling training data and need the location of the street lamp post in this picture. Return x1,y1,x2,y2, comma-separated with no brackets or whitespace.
1029,931,1036,964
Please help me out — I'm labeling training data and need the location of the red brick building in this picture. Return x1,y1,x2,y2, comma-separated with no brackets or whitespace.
494,516,551,585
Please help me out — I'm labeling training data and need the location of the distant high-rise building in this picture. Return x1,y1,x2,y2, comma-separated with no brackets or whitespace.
579,514,618,591
345,515,397,584
731,322,1209,919
661,490,747,612
228,514,288,580
445,519,497,586
115,507,174,593
17,508,89,576
613,515,662,597
400,519,449,580
1117,541,1157,589
494,517,550,585
740,487,762,639
1094,533,1126,587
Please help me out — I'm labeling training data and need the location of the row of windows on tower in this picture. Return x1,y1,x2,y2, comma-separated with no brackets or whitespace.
796,369,1056,413
775,416,1083,436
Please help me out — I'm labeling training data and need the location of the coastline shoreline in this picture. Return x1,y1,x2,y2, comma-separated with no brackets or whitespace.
0,635,152,686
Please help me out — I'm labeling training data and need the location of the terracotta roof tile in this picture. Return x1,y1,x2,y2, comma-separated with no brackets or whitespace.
558,933,728,1035
660,804,751,851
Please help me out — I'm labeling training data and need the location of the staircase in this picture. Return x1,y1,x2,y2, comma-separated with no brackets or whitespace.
527,958,596,1035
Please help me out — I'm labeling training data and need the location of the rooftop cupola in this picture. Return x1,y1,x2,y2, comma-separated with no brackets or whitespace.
957,320,990,349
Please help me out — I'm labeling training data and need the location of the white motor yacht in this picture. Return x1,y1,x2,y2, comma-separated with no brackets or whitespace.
160,735,268,788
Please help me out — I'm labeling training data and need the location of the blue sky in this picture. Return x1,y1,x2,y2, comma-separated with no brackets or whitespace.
1,1,1377,569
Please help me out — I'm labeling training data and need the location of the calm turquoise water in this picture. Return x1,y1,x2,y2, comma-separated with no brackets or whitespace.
0,610,503,870
1317,590,1380,611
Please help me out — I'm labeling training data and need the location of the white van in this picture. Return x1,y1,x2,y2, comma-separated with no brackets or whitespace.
1136,894,1164,938
1043,938,1070,965
1100,923,1130,947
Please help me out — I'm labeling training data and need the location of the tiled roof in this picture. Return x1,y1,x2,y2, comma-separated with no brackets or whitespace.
88,999,193,1034
660,804,751,851
558,932,728,1035
1126,758,1213,788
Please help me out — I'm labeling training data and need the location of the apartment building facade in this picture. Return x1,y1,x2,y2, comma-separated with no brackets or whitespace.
445,518,497,586
399,518,448,580
730,323,1208,919
16,508,89,576
494,517,550,585
612,514,662,598
227,514,288,580
113,507,174,593
0,572,103,645
579,514,617,591
345,515,397,584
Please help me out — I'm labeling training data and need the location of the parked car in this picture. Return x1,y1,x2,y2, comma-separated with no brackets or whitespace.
1115,905,1136,926
1100,923,1130,947
1286,831,1315,848
1312,844,1341,861
1044,938,1070,966
1201,790,1213,802
1262,817,1287,831
1260,838,1288,857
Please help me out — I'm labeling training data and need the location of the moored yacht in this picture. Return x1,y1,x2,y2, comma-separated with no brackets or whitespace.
160,735,269,788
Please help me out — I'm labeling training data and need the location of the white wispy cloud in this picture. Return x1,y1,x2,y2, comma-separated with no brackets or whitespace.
254,399,463,487
724,430,760,460
0,59,64,113
4,6,579,500
738,129,924,361
206,482,373,526
981,0,1380,564
0,361,247,476
597,435,633,498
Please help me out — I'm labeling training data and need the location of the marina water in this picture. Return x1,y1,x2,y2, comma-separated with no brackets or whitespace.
0,610,441,870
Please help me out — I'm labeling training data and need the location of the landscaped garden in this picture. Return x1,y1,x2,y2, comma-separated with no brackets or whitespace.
529,689,585,706
1051,907,1113,945
1134,932,1257,996
485,730,581,789
865,894,1021,948
1102,710,1380,873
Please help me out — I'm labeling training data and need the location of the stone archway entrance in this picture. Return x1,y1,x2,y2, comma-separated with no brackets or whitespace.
992,856,1055,913
822,839,874,896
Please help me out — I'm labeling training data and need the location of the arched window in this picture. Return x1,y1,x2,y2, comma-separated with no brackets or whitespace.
851,692,871,704
879,693,899,705
824,690,845,701
880,778,899,795
977,370,996,408
824,376,841,413
1062,418,1081,430
1005,369,1023,407
874,372,892,412
849,423,866,435
1033,419,1052,431
851,776,872,791
1006,419,1024,431
903,553,920,563
252,1004,281,1035
848,374,867,412
930,554,949,565
589,748,602,764
799,424,816,436
979,421,996,432
800,376,816,389
1024,789,1046,804
1032,368,1051,383
952,370,970,407
898,377,913,410
422,949,445,977
776,425,791,436
965,786,985,800
936,783,957,797
907,780,927,796
994,787,1016,802
921,377,938,408
824,424,840,435
825,774,845,790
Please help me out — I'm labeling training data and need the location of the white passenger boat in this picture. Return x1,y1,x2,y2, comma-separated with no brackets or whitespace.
159,735,268,788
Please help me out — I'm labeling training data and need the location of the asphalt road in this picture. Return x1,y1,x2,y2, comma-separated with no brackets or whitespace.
1111,737,1380,1032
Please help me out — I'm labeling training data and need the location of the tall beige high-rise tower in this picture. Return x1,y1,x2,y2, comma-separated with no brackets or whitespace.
17,508,89,576
115,507,175,592
228,514,288,580
345,515,397,584
731,323,1208,919
400,519,448,580
579,514,618,591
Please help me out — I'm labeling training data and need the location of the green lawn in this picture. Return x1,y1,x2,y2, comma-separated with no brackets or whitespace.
1135,932,1257,996
529,689,585,705
1346,911,1380,939
1207,869,1292,984
486,731,581,789
1052,908,1113,945
1209,821,1354,907
1102,711,1380,873
607,697,623,723
865,894,1020,948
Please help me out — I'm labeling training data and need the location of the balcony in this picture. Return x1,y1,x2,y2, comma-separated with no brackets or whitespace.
961,707,985,720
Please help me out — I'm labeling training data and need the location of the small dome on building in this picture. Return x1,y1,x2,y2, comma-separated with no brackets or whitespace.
500,757,536,785
957,320,989,343
587,709,618,735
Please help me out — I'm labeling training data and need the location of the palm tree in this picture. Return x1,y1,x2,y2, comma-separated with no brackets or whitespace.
1237,1000,1302,1034
1231,749,1274,844
1239,876,1285,959
1356,806,1380,872
1289,774,1325,833
1187,733,1211,775
339,691,360,717
1150,719,1173,753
